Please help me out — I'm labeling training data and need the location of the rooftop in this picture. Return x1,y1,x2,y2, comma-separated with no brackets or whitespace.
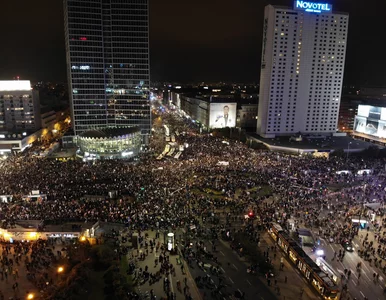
0,80,31,91
249,133,375,152
79,126,140,139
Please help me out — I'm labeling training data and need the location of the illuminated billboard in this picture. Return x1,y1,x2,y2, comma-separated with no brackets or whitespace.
354,105,386,138
294,1,332,13
0,80,31,91
209,103,237,128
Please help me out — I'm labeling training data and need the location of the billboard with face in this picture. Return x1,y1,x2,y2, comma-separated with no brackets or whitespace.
209,103,237,128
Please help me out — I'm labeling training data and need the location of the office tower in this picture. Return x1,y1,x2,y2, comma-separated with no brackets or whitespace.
63,0,151,141
0,81,41,132
257,2,348,138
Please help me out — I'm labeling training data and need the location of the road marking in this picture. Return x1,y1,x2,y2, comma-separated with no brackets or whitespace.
228,277,234,284
220,267,225,273
169,273,174,294
362,262,371,272
379,276,384,282
360,291,365,298
220,251,225,256
351,279,357,286
330,244,335,251
350,269,358,279
232,264,238,270
364,272,371,281
247,279,252,286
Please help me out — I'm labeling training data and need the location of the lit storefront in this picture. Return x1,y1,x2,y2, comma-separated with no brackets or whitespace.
77,126,141,160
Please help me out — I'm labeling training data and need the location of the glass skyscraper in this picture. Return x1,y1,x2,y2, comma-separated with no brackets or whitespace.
64,0,151,141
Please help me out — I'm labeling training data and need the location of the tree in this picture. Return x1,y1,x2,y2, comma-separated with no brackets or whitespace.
90,244,115,270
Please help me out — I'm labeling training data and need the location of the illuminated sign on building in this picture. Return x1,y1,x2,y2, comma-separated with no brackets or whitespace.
294,1,332,13
71,65,90,70
0,81,31,91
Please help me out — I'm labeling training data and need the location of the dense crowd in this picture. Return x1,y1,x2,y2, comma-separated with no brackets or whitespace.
0,112,385,298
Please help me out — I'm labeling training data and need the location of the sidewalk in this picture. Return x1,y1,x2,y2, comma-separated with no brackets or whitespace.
128,230,201,300
259,232,318,300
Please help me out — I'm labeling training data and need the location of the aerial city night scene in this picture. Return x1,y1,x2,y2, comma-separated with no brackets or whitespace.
0,0,385,299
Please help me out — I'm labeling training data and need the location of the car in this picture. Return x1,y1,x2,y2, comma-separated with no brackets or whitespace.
341,240,354,252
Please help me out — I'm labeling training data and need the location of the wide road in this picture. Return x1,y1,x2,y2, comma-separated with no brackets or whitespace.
303,221,386,300
184,233,278,299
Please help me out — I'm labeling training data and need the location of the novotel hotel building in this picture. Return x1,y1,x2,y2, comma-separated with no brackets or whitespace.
257,1,349,138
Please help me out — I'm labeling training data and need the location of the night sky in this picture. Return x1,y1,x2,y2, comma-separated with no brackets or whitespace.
0,0,384,85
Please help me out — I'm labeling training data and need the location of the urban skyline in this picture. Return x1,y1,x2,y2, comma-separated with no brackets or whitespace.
0,0,383,85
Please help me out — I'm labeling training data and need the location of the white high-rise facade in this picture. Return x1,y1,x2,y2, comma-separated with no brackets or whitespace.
257,2,348,138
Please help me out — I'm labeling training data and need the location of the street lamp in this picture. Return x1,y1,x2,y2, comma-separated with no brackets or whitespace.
57,266,64,273
347,142,352,159
27,293,34,300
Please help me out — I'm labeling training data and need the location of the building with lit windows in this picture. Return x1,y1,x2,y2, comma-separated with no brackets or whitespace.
77,126,141,160
0,80,41,132
63,0,151,144
257,2,349,138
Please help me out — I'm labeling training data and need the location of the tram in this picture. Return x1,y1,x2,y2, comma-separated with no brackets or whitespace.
269,223,340,300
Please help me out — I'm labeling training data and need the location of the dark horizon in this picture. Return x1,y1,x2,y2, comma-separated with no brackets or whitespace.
0,0,384,86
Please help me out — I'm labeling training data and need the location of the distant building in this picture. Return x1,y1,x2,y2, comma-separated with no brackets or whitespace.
337,98,358,132
63,0,151,143
0,80,41,132
40,107,57,129
171,92,257,130
257,3,349,138
237,102,258,130
359,87,386,98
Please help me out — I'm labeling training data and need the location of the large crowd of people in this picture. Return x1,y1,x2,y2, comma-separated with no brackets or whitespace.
0,111,384,299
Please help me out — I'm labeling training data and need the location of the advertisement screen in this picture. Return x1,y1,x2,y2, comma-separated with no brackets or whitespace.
368,106,382,120
209,103,237,128
354,116,366,133
354,115,384,137
377,120,386,138
357,105,370,118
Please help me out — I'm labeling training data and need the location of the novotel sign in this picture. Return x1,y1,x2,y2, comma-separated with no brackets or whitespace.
294,1,332,13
